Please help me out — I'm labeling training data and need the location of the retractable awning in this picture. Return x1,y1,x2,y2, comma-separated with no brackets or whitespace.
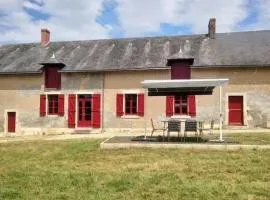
141,78,229,142
141,79,229,96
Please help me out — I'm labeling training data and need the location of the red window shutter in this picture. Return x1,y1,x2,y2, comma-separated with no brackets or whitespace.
188,95,196,117
40,94,46,117
92,94,101,128
166,96,174,117
116,94,124,117
171,63,191,79
44,67,61,89
58,94,64,116
68,94,76,128
138,93,144,117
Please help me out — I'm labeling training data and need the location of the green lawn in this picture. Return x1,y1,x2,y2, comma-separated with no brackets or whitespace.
0,139,270,200
209,132,270,144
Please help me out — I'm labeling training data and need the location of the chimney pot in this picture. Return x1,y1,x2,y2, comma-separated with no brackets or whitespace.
41,29,50,46
208,18,216,39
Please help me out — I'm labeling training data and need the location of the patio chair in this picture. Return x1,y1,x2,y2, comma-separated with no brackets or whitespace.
184,120,199,142
150,118,167,137
198,120,214,136
167,120,181,141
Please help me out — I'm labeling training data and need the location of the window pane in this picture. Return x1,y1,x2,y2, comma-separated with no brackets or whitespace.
175,107,180,114
132,106,137,114
125,106,131,114
174,95,188,115
85,114,91,120
86,101,91,108
182,106,188,114
54,106,58,114
86,107,91,115
85,95,91,99
125,94,138,115
48,95,59,115
49,101,53,108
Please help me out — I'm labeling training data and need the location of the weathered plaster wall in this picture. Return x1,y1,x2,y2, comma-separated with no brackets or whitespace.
61,73,103,90
0,74,68,135
1,66,270,135
0,73,103,135
192,67,270,128
103,70,170,130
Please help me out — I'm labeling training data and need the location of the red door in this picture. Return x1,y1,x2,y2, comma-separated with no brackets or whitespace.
77,95,92,127
8,112,16,133
228,96,244,126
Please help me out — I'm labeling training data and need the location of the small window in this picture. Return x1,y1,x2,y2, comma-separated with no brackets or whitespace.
44,67,61,89
125,94,138,115
174,95,188,115
48,95,59,115
116,93,144,117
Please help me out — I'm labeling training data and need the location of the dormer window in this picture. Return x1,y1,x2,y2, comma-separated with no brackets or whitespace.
40,53,65,90
44,67,61,89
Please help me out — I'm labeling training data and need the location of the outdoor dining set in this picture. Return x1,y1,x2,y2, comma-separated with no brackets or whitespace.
151,118,214,142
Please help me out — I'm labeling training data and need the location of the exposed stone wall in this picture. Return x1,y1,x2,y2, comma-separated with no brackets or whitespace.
192,67,270,128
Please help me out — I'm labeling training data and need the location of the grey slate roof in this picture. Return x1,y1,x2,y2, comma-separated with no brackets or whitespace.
0,30,270,73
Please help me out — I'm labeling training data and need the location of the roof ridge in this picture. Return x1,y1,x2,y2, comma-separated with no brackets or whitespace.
0,33,207,47
1,29,270,46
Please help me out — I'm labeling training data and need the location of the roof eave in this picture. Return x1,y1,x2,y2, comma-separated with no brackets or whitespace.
59,67,170,73
0,71,42,75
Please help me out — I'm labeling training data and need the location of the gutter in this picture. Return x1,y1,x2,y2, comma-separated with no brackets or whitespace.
101,72,105,133
0,71,42,75
191,64,270,68
59,67,170,73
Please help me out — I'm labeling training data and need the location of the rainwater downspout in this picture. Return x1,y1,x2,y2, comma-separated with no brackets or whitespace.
101,72,105,133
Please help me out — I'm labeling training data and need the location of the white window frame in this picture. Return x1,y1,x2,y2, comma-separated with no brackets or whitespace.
121,90,142,119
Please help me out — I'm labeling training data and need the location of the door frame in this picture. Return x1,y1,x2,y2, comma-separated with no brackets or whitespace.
4,109,19,134
225,93,247,126
77,94,92,128
74,91,94,130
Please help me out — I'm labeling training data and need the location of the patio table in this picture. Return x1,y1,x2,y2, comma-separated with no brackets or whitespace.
160,119,204,141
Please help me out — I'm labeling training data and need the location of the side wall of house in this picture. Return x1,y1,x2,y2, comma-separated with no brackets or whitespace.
192,67,270,128
0,74,47,135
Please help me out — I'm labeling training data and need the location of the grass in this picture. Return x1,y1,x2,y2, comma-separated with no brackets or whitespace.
209,132,270,145
0,139,270,200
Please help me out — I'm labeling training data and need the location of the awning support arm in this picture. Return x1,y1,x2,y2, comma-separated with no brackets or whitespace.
144,88,147,140
219,85,224,142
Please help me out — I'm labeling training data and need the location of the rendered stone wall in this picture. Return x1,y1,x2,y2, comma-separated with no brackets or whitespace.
0,73,103,135
103,70,170,131
192,67,270,128
1,66,270,136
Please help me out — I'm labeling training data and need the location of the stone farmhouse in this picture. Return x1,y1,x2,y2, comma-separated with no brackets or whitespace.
0,18,270,135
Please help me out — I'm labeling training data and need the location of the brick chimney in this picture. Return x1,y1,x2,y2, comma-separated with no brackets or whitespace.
208,18,216,39
41,29,50,46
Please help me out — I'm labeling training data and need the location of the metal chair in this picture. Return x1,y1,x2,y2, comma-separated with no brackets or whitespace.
184,120,198,141
150,118,167,137
167,120,181,141
198,120,214,136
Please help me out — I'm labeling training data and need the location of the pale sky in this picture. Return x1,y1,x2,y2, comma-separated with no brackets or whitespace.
0,0,269,44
